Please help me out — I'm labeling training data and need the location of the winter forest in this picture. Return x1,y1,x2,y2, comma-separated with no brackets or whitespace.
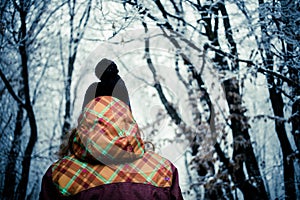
0,0,299,199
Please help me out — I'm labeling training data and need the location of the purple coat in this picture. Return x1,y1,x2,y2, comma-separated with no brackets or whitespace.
40,96,184,200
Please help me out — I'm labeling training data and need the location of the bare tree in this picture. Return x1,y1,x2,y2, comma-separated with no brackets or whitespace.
107,0,268,199
90,0,299,199
257,0,299,199
1,0,298,199
0,0,64,199
61,0,92,144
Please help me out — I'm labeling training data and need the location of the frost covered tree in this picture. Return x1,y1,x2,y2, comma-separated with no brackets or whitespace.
0,0,93,198
256,0,299,199
0,0,68,199
1,0,299,199
60,0,92,140
85,0,299,199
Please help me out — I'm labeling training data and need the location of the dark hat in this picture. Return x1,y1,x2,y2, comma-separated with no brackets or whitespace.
82,58,131,110
95,58,119,80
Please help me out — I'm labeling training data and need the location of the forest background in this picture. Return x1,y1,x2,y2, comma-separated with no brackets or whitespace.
0,0,299,199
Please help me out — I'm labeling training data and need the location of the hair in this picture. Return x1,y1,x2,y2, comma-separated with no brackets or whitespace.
95,58,119,81
57,128,77,159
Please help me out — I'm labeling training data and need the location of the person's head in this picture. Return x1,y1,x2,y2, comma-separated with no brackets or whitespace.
95,58,119,81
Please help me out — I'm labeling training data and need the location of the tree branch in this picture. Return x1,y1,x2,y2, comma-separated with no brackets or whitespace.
257,67,300,90
205,43,300,90
143,21,182,125
0,68,25,107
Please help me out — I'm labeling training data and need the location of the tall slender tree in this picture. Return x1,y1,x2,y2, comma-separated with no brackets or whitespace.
61,0,92,142
0,0,64,198
257,0,297,199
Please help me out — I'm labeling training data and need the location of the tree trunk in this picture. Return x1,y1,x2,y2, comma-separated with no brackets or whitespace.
279,0,300,154
14,6,38,199
258,0,296,198
3,105,23,199
212,1,268,198
61,0,92,140
62,55,75,136
291,99,300,153
266,73,295,200
223,78,268,200
15,105,38,200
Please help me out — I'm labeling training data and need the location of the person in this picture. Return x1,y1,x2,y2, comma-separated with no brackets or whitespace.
39,59,184,200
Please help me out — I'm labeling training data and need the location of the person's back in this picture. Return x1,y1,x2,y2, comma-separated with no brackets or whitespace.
40,96,183,200
40,58,183,199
